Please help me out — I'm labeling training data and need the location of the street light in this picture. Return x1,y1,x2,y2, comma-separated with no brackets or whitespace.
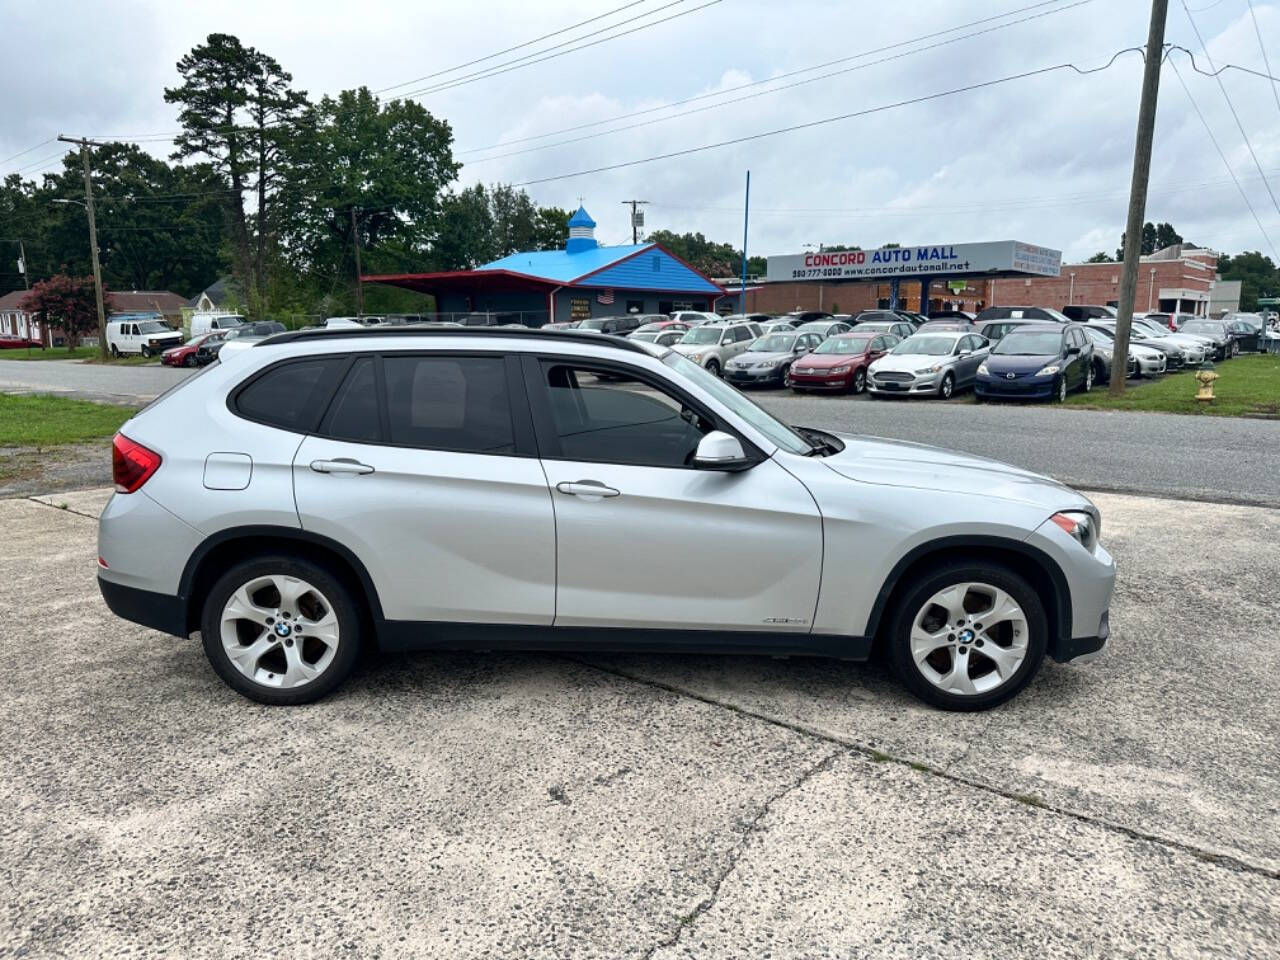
1069,271,1076,304
52,198,85,208
1148,267,1156,312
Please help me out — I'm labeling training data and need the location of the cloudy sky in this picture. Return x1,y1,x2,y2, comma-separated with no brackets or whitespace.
4,0,1280,263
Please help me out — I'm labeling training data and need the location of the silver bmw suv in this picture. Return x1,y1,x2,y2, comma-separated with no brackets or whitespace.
99,329,1115,710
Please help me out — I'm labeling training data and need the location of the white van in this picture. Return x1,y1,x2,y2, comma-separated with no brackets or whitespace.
105,318,183,358
189,313,246,337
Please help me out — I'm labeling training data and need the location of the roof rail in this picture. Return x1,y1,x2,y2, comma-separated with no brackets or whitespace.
258,325,651,354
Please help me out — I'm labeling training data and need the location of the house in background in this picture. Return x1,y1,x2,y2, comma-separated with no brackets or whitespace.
185,277,242,315
0,290,42,348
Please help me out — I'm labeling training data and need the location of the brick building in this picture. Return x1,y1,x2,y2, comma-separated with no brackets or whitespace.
729,243,1218,318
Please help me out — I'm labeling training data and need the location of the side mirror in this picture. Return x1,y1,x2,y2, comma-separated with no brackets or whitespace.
693,430,753,472
1067,345,1081,355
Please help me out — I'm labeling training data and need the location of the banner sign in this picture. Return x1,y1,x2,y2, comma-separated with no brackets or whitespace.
766,241,1061,283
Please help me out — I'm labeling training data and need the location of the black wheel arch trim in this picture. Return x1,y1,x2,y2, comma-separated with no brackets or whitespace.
178,524,386,633
863,535,1073,659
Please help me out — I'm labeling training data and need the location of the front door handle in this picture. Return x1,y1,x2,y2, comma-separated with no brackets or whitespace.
311,458,374,476
556,480,620,498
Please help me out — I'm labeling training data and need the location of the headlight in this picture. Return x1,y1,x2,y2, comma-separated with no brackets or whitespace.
828,365,850,374
1051,511,1099,552
1036,364,1060,376
915,364,942,375
690,353,702,362
755,360,778,369
977,362,989,375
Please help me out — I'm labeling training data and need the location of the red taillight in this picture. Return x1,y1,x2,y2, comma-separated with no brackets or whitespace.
112,433,162,493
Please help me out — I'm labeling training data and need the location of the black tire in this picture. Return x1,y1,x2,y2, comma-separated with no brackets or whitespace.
886,561,1048,711
110,344,119,358
1083,362,1095,393
706,358,721,377
1052,376,1067,403
938,372,955,400
141,345,152,358
1231,340,1240,358
183,354,195,367
200,555,362,705
851,369,867,394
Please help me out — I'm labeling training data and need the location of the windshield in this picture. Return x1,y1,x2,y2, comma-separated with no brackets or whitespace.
630,332,657,342
662,352,812,455
796,322,830,332
815,336,872,355
749,334,798,352
892,336,955,356
578,318,614,330
993,332,1064,355
138,320,169,334
680,327,724,345
855,322,892,332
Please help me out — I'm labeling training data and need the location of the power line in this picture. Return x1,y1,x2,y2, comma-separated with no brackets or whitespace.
397,0,723,100
464,0,1093,165
1245,0,1280,121
458,0,1083,156
1181,1,1280,226
1167,56,1277,257
376,0,652,93
511,47,1145,187
0,137,57,168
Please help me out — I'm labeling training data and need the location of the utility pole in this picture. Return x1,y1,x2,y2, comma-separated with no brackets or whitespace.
740,171,750,316
1110,0,1168,396
57,135,109,359
350,206,364,316
621,199,650,244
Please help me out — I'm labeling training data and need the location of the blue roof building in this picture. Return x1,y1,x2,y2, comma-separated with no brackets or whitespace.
365,205,725,325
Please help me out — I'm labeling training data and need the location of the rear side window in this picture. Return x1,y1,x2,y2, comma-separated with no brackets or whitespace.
234,358,343,432
383,355,514,454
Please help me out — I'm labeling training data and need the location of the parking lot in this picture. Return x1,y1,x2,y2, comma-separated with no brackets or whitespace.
2,484,1276,957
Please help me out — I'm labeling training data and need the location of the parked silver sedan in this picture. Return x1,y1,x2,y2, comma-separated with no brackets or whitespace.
867,332,990,399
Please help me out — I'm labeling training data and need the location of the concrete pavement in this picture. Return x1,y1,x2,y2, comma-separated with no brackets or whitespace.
1,487,1277,957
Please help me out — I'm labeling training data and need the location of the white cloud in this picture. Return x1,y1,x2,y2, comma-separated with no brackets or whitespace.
5,0,1280,260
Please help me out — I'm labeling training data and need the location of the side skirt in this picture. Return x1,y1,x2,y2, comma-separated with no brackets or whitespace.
376,620,872,660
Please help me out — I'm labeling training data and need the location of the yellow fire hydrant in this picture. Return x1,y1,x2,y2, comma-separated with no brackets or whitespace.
1194,362,1219,403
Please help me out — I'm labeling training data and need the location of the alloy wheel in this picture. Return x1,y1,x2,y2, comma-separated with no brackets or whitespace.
219,574,340,689
939,373,954,399
909,582,1029,697
1056,377,1067,402
1084,363,1094,392
853,370,866,394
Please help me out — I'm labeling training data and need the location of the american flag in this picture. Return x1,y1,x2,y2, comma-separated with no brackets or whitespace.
597,290,614,304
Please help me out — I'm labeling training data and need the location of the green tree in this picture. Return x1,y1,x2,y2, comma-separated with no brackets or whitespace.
1086,251,1114,263
1154,222,1183,250
1117,222,1161,260
1217,250,1278,311
278,87,459,302
165,33,305,313
22,274,114,350
434,184,496,270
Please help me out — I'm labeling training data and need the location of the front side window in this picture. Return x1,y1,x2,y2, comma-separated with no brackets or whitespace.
383,356,514,453
538,362,711,467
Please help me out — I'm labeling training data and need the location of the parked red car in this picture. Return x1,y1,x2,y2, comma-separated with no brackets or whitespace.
162,332,225,367
787,332,900,394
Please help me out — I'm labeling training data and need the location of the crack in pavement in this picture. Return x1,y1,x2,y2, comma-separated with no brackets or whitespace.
24,496,99,521
640,749,842,960
571,657,1280,883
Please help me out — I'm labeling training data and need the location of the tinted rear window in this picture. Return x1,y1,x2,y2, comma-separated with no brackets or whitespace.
234,358,343,431
383,355,514,454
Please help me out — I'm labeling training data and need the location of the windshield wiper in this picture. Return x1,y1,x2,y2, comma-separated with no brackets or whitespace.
797,426,841,457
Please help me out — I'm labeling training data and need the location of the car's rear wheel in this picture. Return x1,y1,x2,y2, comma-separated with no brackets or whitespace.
886,563,1047,711
938,372,954,399
201,556,361,705
851,369,867,394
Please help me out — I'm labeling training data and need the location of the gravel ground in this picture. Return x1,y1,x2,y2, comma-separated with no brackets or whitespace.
1,487,1277,958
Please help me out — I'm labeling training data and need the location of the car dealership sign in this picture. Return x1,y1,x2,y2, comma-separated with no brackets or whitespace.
766,241,1062,282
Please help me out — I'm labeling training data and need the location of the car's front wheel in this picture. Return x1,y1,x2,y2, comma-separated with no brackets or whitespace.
705,358,721,377
851,369,866,394
1053,376,1068,402
1083,362,1095,392
938,372,955,399
887,563,1048,711
201,556,362,705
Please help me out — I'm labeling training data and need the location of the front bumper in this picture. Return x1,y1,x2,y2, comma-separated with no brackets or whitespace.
1135,354,1166,376
1027,516,1116,664
725,365,788,386
789,369,853,390
868,371,942,394
974,372,1056,399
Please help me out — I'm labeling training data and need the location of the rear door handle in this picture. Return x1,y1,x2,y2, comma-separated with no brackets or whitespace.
556,480,620,498
310,458,374,476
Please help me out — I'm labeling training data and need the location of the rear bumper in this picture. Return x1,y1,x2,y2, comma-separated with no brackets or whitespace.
98,575,188,638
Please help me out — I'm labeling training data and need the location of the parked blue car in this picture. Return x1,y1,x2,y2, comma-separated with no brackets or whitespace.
975,322,1095,402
